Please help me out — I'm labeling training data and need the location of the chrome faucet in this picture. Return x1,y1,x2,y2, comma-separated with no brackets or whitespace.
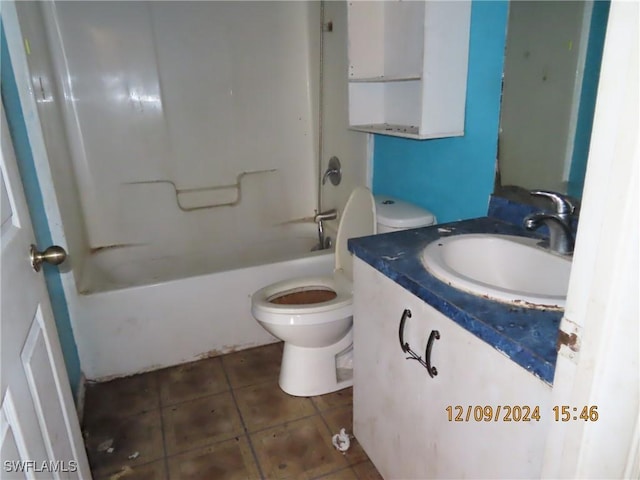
523,190,576,255
313,209,337,251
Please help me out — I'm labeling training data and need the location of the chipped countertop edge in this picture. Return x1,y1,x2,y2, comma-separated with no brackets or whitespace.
348,217,562,386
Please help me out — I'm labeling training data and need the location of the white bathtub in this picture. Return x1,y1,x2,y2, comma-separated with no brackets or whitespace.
78,222,325,293
73,223,335,380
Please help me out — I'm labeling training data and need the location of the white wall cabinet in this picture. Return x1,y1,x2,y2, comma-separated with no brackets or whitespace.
353,259,552,478
347,1,471,139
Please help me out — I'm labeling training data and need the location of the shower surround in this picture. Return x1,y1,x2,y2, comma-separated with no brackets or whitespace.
9,1,367,380
47,1,320,272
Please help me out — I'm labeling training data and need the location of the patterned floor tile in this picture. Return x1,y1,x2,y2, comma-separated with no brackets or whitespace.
162,392,243,455
84,345,382,480
235,380,315,432
157,357,228,406
167,436,260,480
84,410,164,477
221,343,283,388
316,468,359,480
96,459,167,480
352,460,384,480
311,387,353,412
84,372,159,421
250,416,348,480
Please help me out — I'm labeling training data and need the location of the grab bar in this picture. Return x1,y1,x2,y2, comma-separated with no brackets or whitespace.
125,169,277,212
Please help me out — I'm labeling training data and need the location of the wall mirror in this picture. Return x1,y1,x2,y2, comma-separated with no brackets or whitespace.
494,1,609,208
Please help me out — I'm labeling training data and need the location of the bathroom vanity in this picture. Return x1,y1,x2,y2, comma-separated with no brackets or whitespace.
348,217,561,479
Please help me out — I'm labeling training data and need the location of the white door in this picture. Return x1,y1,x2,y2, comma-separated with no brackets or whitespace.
0,106,91,479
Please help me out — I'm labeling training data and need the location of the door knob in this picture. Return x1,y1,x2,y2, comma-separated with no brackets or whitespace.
30,244,67,272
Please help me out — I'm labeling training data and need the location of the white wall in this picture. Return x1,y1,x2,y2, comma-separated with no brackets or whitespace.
319,1,369,223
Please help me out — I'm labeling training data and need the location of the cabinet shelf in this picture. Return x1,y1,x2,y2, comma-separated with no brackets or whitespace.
349,75,422,83
350,124,418,139
349,123,465,140
347,1,471,140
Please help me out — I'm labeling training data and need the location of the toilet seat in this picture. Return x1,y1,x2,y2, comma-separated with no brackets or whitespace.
252,185,376,319
251,274,353,325
333,187,377,281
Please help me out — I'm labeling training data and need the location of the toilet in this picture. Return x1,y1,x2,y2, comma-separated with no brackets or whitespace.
375,195,436,233
251,188,436,396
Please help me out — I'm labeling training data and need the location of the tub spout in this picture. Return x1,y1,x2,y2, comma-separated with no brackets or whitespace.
314,209,337,223
313,209,337,251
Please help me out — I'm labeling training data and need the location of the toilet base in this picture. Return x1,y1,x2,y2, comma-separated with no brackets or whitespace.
278,328,353,397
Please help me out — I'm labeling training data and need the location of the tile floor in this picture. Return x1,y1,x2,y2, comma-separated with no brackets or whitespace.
82,343,383,480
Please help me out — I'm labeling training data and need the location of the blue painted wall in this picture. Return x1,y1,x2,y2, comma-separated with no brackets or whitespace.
1,23,83,399
568,0,610,199
373,1,509,223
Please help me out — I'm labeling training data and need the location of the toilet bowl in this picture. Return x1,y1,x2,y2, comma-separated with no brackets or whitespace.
251,187,375,396
251,188,436,397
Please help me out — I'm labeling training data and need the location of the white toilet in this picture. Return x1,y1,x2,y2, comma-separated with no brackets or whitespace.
375,194,437,233
251,188,436,396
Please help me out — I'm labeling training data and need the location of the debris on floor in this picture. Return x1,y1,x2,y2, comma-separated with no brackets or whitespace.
128,451,139,460
97,438,114,453
108,466,133,480
331,428,351,453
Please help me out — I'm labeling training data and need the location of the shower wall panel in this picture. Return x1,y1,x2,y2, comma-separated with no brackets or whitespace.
45,1,319,260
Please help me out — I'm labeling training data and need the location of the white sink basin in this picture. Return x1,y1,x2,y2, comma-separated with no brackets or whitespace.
421,234,571,308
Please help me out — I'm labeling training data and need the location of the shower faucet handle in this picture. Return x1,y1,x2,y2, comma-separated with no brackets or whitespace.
322,157,342,186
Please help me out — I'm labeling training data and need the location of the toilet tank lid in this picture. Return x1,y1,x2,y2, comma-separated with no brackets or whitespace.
375,195,436,228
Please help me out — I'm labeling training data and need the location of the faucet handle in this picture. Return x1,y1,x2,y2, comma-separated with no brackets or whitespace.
530,190,575,216
322,157,342,186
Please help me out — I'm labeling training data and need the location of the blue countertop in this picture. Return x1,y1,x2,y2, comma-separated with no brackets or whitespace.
348,217,562,385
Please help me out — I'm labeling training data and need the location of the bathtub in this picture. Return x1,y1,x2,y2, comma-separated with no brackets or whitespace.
73,223,335,380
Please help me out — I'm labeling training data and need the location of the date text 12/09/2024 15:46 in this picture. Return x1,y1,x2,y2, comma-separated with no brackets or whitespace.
445,405,600,423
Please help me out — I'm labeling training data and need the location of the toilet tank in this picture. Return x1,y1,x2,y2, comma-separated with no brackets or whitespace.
375,195,436,234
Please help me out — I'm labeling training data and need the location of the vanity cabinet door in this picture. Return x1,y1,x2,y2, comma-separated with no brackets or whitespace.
353,258,451,479
353,258,552,479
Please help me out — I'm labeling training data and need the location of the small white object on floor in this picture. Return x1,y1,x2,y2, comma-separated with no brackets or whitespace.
97,439,113,452
332,428,351,453
106,447,114,454
128,451,139,460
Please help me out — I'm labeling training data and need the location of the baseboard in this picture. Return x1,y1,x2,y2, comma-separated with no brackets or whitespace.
75,372,87,424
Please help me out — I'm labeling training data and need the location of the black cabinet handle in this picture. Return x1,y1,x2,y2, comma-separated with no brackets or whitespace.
397,309,440,378
399,309,411,353
425,330,440,377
